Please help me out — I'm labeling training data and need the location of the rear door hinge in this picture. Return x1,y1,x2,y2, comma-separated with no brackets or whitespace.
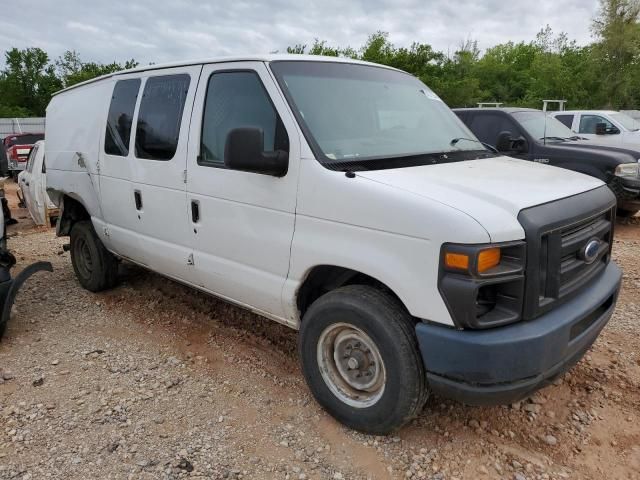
187,253,194,266
182,169,187,184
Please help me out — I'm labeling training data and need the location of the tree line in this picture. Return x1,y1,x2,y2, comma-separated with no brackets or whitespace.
0,0,638,117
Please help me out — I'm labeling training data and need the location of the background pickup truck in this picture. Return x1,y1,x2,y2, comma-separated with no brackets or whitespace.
3,133,45,179
455,107,640,217
551,110,640,147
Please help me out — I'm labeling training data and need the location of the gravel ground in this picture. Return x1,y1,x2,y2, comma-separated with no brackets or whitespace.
1,183,639,480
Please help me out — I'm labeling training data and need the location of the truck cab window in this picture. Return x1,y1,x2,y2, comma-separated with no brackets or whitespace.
199,71,288,168
135,74,191,161
104,79,141,156
555,114,574,129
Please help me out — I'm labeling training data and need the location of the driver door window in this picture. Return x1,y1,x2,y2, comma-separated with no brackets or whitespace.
579,115,618,135
468,113,520,147
199,71,288,168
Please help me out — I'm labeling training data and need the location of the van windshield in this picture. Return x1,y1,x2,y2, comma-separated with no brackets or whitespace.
270,61,489,169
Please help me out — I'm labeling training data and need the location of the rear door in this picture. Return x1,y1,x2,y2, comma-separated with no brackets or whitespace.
185,62,300,318
129,66,201,281
99,76,149,264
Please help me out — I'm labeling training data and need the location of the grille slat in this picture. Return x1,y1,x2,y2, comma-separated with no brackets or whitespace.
540,209,613,307
560,218,610,257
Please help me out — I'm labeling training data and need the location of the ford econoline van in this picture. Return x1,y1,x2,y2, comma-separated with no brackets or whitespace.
45,55,621,434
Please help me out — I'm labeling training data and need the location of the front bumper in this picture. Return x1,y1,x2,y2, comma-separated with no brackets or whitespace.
619,177,640,209
416,261,621,405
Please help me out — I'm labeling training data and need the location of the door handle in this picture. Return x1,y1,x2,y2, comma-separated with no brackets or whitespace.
134,190,143,210
191,200,200,223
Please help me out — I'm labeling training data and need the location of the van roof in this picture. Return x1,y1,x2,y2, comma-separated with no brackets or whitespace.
52,54,402,96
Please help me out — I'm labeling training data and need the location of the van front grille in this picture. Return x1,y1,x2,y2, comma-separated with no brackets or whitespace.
517,186,616,321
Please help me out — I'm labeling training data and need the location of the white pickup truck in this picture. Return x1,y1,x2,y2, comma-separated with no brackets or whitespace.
551,110,640,146
45,55,621,434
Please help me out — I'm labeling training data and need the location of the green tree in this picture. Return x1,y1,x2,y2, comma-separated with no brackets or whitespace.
56,50,138,88
0,47,62,116
592,0,640,107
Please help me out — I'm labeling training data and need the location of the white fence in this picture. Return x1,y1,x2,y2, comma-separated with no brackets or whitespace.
0,118,46,139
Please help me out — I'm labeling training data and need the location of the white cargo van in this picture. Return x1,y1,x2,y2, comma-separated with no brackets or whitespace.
45,55,622,434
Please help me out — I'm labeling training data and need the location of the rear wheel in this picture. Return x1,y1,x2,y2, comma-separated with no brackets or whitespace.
70,221,118,292
299,285,428,434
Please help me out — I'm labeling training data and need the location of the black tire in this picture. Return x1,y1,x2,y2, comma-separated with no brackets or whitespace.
617,208,639,218
70,221,119,292
299,285,428,434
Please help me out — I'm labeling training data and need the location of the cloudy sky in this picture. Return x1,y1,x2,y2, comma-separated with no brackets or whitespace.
0,0,600,66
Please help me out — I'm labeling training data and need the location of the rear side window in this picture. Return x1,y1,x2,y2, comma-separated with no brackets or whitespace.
135,74,191,161
199,71,288,167
104,79,140,156
555,114,574,129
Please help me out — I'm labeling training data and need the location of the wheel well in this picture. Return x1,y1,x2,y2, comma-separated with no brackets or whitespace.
296,265,407,319
57,195,90,236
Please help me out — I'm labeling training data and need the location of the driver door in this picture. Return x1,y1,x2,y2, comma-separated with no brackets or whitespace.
577,114,621,145
185,62,300,319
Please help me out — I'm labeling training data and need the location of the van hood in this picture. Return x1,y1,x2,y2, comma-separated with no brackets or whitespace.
355,156,604,242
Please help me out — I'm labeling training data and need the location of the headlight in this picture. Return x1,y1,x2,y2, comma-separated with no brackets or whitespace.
442,244,519,277
615,162,639,177
439,242,526,329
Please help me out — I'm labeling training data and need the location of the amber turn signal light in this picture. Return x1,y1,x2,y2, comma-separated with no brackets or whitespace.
444,252,470,271
477,248,501,273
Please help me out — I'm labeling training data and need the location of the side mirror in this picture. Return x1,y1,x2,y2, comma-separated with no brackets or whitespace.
496,131,514,152
496,131,528,154
224,128,288,177
595,123,607,135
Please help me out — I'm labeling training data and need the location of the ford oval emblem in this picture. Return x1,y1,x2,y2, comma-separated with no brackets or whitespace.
582,239,601,264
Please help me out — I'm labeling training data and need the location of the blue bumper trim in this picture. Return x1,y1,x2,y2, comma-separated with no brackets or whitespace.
416,262,622,405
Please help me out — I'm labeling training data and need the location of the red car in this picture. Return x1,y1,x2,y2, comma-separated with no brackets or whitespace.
3,133,45,179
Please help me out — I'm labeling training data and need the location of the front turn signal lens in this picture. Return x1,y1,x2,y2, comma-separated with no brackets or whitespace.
445,252,470,271
477,248,501,273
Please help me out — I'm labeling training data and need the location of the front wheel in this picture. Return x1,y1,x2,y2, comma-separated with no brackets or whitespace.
299,285,428,434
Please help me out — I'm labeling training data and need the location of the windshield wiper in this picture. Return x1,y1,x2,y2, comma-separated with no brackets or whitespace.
450,137,497,153
539,136,568,142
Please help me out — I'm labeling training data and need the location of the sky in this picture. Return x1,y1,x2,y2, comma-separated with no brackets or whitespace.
0,0,601,66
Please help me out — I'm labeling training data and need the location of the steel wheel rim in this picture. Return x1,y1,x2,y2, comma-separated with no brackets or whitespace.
74,237,93,279
317,322,386,408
